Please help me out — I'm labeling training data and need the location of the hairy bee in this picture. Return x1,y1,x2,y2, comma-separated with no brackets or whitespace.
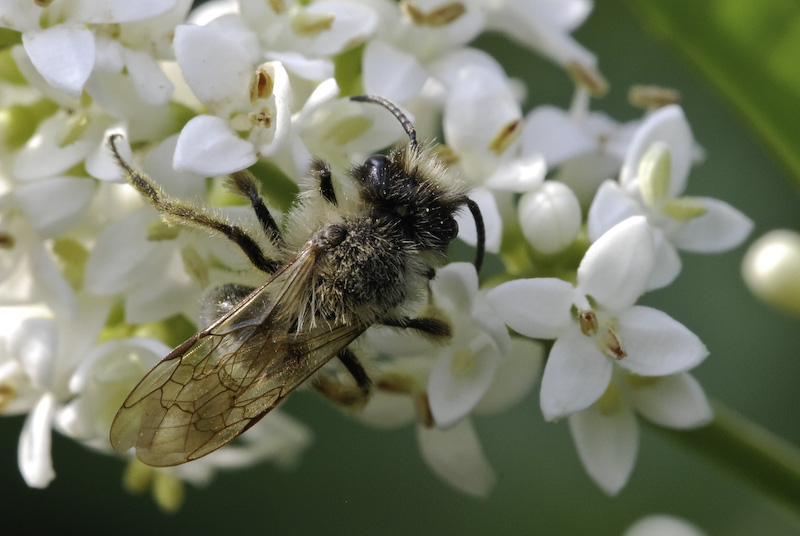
108,95,485,466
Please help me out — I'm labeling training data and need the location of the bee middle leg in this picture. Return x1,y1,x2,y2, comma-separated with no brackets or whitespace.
312,348,371,407
380,316,452,341
227,170,284,247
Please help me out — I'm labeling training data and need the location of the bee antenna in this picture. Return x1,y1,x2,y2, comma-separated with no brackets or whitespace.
465,199,485,273
350,95,418,151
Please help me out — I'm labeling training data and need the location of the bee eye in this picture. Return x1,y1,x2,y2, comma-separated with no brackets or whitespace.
364,154,390,189
444,217,458,240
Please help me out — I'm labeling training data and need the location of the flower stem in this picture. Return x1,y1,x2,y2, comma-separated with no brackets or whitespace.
655,398,800,520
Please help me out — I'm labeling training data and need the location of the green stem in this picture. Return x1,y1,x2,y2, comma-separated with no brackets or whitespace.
656,398,800,520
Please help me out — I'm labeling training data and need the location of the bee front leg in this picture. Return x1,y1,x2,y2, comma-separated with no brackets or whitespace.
310,159,337,205
312,348,371,407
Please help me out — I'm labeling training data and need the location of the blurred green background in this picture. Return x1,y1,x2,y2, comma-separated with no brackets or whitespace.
3,1,800,534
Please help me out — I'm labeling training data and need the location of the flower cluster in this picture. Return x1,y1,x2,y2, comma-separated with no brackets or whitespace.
0,0,751,510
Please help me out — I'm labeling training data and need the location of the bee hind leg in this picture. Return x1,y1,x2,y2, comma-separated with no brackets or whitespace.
312,348,371,407
107,135,278,274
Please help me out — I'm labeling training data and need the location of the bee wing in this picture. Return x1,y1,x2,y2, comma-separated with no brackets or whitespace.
110,242,366,467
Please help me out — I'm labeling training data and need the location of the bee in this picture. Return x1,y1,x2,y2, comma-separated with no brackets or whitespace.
108,95,485,466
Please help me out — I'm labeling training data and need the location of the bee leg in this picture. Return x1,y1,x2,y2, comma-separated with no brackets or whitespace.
310,159,337,205
312,348,371,407
380,316,452,341
227,170,284,247
108,135,279,273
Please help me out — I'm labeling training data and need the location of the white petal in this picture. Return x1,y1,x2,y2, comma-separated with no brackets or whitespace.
486,278,574,339
83,210,160,295
646,233,682,290
432,48,507,90
143,135,206,199
620,105,693,197
617,306,708,376
362,40,428,104
0,3,39,32
417,420,496,498
18,393,57,488
14,177,95,238
669,197,753,253
557,154,623,210
522,106,596,165
31,245,79,320
428,333,500,428
540,328,612,420
121,47,174,106
251,61,292,157
475,337,543,415
174,115,257,175
578,216,654,312
485,154,546,192
430,262,478,308
11,317,57,390
489,0,596,67
22,24,95,99
299,2,378,56
586,180,641,242
628,373,712,429
518,181,581,255
456,188,501,253
13,112,93,180
68,0,175,23
85,124,129,182
92,36,125,73
10,44,81,108
568,399,638,495
265,51,333,81
173,24,251,116
443,66,522,176
125,250,195,324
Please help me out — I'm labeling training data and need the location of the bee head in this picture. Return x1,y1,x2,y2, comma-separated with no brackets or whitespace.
350,95,485,271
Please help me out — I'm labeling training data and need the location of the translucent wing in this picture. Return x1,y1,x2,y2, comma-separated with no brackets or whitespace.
109,242,367,466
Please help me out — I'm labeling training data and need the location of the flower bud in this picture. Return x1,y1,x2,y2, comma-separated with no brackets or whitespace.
518,181,581,254
742,229,800,317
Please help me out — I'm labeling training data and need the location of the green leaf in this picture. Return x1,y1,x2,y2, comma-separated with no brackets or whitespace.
626,0,800,189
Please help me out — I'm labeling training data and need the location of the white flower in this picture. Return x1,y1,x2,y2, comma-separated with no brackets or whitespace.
0,296,111,487
0,207,77,317
172,23,293,175
487,0,597,72
1,0,178,99
521,88,634,208
55,337,167,452
569,370,712,494
487,216,708,421
588,105,753,289
426,262,510,427
357,264,541,497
